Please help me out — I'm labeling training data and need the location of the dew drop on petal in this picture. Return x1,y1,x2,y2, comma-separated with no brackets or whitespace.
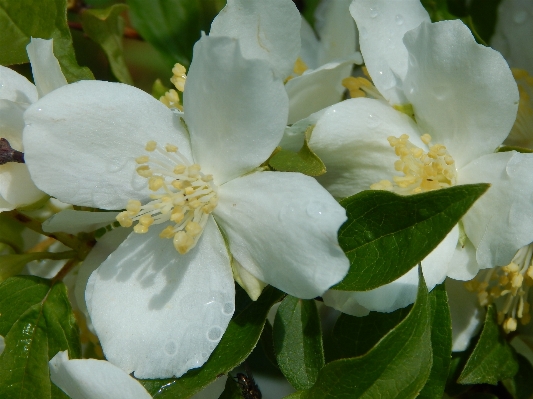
369,7,378,18
107,157,128,173
207,326,223,342
222,302,234,315
514,10,527,24
164,340,177,355
306,201,327,218
201,352,208,359
395,14,404,25
368,113,382,128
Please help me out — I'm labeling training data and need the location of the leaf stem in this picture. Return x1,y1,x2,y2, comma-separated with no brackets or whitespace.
52,258,80,283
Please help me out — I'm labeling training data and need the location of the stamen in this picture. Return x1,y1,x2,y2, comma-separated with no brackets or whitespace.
370,134,457,195
342,76,383,99
170,63,187,92
465,244,533,333
293,57,308,76
117,141,218,254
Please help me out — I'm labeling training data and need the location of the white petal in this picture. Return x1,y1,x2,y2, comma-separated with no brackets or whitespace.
491,0,533,74
26,38,67,97
43,210,119,234
325,226,458,314
458,152,533,269
0,99,27,151
190,375,228,399
280,108,326,152
299,18,320,69
322,290,370,317
232,258,267,301
184,36,288,184
286,55,362,124
0,335,4,355
214,171,349,299
75,227,131,333
23,80,192,210
446,278,484,352
350,0,430,104
309,97,423,198
210,0,301,79
49,351,152,399
86,218,234,378
447,237,480,281
314,0,357,65
403,20,519,169
0,65,37,103
0,163,45,208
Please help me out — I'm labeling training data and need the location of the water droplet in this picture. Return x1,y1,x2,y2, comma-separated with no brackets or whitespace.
369,7,378,18
222,302,234,315
368,113,382,128
395,14,404,25
514,10,527,24
164,341,177,355
278,203,297,221
207,326,223,342
131,173,147,191
306,201,327,218
408,82,418,95
432,85,449,101
201,352,208,359
107,157,128,173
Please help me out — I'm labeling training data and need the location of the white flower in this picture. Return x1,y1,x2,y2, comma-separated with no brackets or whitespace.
306,0,533,315
0,38,67,211
23,34,349,378
210,0,362,124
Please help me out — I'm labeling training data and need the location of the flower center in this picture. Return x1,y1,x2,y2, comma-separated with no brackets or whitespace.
505,68,533,149
465,244,533,333
116,141,218,254
370,134,457,194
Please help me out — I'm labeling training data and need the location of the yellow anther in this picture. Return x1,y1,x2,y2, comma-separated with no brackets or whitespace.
202,174,213,182
134,224,149,234
165,144,178,153
477,290,489,306
160,89,183,111
145,141,157,151
136,165,152,178
342,76,376,98
126,199,142,214
185,187,195,196
149,176,164,191
139,215,154,227
170,208,184,223
159,225,175,239
171,63,187,92
186,221,202,236
503,317,518,333
293,57,308,75
189,200,202,209
394,160,404,171
464,280,478,292
174,165,186,175
136,156,149,164
173,231,194,254
370,180,393,190
116,212,133,227
512,273,524,288
420,134,431,145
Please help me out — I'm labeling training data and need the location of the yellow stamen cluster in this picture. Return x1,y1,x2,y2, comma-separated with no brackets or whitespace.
505,68,533,149
160,63,187,111
465,244,533,333
285,58,309,83
117,141,218,254
370,134,457,194
342,76,381,99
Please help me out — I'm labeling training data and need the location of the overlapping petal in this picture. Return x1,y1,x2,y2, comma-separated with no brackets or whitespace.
214,171,348,299
85,218,234,378
0,163,44,209
458,151,533,269
0,65,38,104
184,36,288,185
43,210,119,234
350,0,430,104
309,97,424,198
403,20,519,169
209,0,300,79
26,38,67,97
23,80,191,210
49,351,152,399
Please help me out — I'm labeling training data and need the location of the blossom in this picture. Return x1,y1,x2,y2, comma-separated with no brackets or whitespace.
23,34,349,378
303,0,533,315
0,38,67,211
209,0,362,124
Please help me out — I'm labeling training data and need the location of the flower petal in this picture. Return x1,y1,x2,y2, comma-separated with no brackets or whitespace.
49,351,152,399
446,278,484,352
26,38,67,97
214,171,349,299
350,0,430,104
231,258,267,301
403,20,519,168
458,151,533,269
491,0,533,74
23,80,192,210
209,0,301,79
325,226,458,314
299,18,320,70
0,65,38,103
0,100,27,151
85,218,234,378
184,36,288,184
309,97,423,198
280,108,326,152
0,163,45,208
447,237,480,281
43,210,119,234
286,55,362,124
322,290,370,317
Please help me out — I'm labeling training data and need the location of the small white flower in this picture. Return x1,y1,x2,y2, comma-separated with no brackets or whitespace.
305,0,533,315
23,34,349,378
0,38,67,211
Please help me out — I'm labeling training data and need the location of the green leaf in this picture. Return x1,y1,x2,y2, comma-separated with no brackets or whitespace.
503,353,533,399
0,252,73,283
269,129,326,177
0,276,81,399
418,283,452,399
420,0,457,21
467,0,502,44
81,4,133,84
273,297,324,390
0,0,93,82
126,0,226,68
297,268,432,399
301,0,321,29
139,285,283,398
458,305,519,385
259,320,278,369
218,376,242,399
0,213,25,253
497,145,533,154
334,184,489,291
330,307,411,361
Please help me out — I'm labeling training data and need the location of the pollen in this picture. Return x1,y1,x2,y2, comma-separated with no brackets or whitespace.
370,134,457,195
116,141,218,254
160,63,188,111
465,244,533,333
